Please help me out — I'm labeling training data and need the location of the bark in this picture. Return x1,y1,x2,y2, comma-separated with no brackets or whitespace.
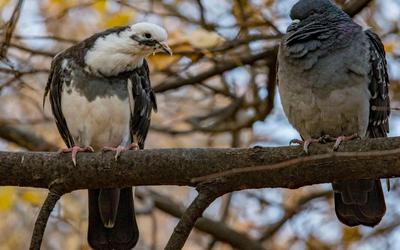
3,137,400,249
0,137,399,193
344,0,373,17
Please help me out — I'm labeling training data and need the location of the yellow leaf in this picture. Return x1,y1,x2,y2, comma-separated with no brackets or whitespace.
93,0,107,15
61,194,83,222
0,0,10,9
171,43,202,62
187,29,225,49
147,54,181,71
45,0,77,15
21,190,44,206
0,187,15,212
342,227,362,246
171,43,193,53
103,11,135,28
384,42,396,53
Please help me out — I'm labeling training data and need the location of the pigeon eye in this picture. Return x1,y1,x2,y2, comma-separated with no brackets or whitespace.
144,33,152,39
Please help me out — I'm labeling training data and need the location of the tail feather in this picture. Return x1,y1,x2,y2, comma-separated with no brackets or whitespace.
109,188,139,249
333,180,385,227
88,187,139,249
332,117,388,227
99,188,120,228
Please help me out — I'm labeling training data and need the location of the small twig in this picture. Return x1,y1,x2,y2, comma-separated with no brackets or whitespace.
154,48,277,93
135,189,264,250
191,148,400,183
8,43,56,57
29,190,63,250
165,187,219,250
258,190,331,241
14,34,77,44
195,0,207,26
0,0,24,59
150,213,158,250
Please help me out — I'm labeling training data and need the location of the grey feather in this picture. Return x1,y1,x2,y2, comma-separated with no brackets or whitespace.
278,0,389,227
44,28,157,249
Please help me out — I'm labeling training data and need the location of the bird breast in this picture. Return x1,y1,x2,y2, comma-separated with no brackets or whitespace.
278,35,371,139
61,74,131,149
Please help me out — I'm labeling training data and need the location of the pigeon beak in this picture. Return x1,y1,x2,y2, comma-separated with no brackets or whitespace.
157,41,172,56
292,19,300,24
287,19,301,32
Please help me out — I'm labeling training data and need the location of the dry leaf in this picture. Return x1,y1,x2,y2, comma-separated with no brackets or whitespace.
0,187,15,212
187,29,225,49
20,190,44,206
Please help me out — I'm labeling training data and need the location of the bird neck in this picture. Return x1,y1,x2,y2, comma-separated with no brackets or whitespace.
84,51,145,76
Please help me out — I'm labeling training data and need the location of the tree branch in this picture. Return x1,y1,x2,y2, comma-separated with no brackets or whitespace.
258,190,331,242
154,49,277,93
0,120,57,151
1,137,400,191
29,190,63,250
136,189,264,249
165,186,219,249
2,137,400,249
0,0,24,59
344,0,373,17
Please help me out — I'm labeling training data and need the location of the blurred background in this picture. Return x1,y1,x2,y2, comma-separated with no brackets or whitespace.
0,0,399,249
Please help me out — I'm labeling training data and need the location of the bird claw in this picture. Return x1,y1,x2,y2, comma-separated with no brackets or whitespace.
333,134,359,151
290,138,318,154
290,135,336,154
59,146,94,166
289,139,304,146
102,143,139,161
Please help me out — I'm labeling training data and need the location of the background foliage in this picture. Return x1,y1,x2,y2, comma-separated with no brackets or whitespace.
0,0,399,249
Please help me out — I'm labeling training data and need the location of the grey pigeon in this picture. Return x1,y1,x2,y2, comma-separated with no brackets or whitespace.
278,0,390,227
44,23,171,249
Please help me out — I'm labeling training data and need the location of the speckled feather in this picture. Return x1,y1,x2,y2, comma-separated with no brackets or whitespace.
43,24,160,250
278,0,390,227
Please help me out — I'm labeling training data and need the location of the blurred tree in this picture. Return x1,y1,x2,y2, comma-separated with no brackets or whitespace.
0,0,399,249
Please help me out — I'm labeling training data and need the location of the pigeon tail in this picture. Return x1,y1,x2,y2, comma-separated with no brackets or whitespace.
333,180,385,227
88,187,139,249
99,188,120,228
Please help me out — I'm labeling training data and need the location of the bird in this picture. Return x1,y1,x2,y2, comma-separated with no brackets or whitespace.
44,22,171,249
277,0,390,227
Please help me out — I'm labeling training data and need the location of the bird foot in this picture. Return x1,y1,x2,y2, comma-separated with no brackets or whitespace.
102,143,139,161
290,135,336,154
333,133,359,151
59,146,94,166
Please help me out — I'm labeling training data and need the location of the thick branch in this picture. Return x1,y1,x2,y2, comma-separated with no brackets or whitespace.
344,0,373,17
165,186,218,250
29,190,62,250
0,121,57,151
1,137,400,193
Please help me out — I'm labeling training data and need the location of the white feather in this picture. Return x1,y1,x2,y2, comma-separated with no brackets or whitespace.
84,22,168,76
61,87,130,149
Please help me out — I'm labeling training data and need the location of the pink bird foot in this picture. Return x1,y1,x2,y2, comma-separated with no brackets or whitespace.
290,135,336,154
102,143,139,160
333,133,359,151
59,145,94,166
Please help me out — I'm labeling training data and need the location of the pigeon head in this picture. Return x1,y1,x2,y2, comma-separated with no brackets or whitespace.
84,22,171,76
290,0,343,21
128,22,172,56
